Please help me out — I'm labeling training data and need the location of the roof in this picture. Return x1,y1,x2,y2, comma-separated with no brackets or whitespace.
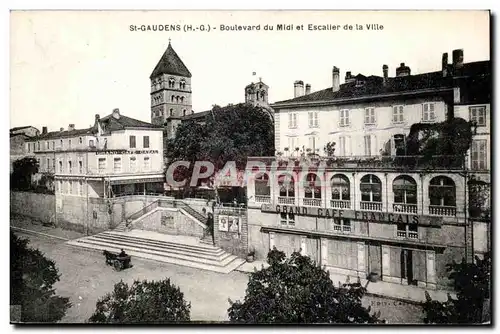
10,133,29,138
150,42,192,79
10,125,36,132
99,113,161,131
272,60,491,107
26,113,161,141
180,110,211,121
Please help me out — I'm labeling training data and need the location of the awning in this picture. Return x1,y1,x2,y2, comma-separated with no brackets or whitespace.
108,175,165,185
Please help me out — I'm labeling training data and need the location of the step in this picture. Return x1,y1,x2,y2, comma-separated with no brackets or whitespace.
100,231,221,253
84,235,228,261
72,237,235,266
67,240,245,274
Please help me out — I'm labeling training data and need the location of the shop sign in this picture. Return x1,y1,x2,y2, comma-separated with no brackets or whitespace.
260,204,443,226
96,149,158,155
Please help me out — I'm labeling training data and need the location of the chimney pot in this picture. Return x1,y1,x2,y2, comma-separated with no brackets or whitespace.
68,124,75,131
396,62,411,77
60,127,64,132
294,80,305,98
383,65,389,86
442,52,449,77
332,67,340,92
112,108,120,119
400,63,405,67
452,49,464,69
305,84,311,95
42,126,48,134
95,114,100,120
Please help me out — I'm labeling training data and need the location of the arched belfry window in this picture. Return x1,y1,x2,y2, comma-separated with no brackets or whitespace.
168,78,175,88
180,79,186,90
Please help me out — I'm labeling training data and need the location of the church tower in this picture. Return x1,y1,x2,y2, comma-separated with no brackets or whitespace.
150,40,192,139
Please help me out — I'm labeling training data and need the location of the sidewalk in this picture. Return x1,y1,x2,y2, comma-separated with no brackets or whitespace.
10,214,85,241
236,260,454,304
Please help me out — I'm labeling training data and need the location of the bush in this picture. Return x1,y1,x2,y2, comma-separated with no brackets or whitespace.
10,232,71,322
228,248,383,324
89,278,191,323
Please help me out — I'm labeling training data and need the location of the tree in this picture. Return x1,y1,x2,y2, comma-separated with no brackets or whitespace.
423,252,491,324
10,232,71,323
227,248,383,324
89,278,191,323
10,157,39,190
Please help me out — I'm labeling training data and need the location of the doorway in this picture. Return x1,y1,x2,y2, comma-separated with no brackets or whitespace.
400,249,417,285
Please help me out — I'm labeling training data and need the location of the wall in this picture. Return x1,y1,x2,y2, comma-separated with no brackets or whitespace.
55,195,111,234
10,191,55,223
214,206,248,258
133,209,204,238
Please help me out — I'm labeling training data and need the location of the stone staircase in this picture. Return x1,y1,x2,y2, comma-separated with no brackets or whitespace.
67,230,245,274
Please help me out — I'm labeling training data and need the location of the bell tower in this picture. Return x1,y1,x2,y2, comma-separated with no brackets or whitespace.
150,40,192,138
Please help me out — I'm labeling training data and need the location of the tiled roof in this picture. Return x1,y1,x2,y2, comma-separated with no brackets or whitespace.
180,110,211,121
272,61,490,107
99,114,161,131
26,113,161,141
150,43,192,79
10,125,36,132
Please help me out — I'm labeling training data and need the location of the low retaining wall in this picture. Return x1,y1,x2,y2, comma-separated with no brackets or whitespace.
10,191,55,224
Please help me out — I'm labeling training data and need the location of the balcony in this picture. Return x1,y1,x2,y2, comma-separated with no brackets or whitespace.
247,155,466,171
330,199,351,209
255,195,271,204
393,203,418,214
429,205,457,217
278,197,295,205
303,198,322,207
397,231,419,239
360,201,382,211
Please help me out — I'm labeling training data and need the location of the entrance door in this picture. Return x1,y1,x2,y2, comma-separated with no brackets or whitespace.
400,249,416,285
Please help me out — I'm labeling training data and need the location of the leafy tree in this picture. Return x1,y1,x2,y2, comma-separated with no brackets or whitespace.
324,141,336,156
228,248,383,324
89,278,191,323
10,157,39,190
10,232,71,323
423,253,491,324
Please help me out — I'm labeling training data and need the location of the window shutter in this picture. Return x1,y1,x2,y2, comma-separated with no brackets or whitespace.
346,110,350,125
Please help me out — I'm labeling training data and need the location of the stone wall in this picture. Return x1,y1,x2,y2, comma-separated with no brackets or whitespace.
10,191,55,223
133,208,204,238
213,206,248,258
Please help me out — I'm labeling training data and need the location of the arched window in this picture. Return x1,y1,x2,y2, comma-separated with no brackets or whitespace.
183,110,186,117
278,174,295,198
393,175,417,204
304,173,321,199
393,175,417,213
255,173,270,197
180,79,186,90
360,174,382,202
180,96,184,104
169,109,173,116
169,78,175,88
429,176,456,207
171,96,175,102
176,96,180,103
331,174,350,202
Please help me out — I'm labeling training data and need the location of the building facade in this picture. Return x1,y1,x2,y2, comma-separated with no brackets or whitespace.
242,48,490,290
10,125,40,173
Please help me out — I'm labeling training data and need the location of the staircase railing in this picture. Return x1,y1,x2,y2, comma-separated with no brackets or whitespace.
125,200,160,227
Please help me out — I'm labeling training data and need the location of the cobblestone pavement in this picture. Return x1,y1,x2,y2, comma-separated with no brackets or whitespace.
12,226,424,323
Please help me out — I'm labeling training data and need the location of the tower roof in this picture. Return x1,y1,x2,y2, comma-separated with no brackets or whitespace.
150,42,192,79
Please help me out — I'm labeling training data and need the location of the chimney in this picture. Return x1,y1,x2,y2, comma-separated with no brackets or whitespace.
396,63,411,77
95,114,100,121
441,52,449,77
42,127,47,135
332,67,340,92
382,65,388,86
112,108,120,119
68,124,75,131
452,49,464,69
60,127,64,132
294,80,304,98
305,84,311,95
345,71,355,84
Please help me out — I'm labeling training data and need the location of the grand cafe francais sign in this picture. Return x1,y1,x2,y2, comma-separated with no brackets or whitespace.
260,204,443,227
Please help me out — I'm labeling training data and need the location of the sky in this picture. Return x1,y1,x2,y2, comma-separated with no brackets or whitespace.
10,10,490,132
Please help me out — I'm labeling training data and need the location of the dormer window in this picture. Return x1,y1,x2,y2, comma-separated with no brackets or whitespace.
356,80,365,87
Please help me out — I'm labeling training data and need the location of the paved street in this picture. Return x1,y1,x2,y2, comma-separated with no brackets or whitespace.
12,226,425,323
